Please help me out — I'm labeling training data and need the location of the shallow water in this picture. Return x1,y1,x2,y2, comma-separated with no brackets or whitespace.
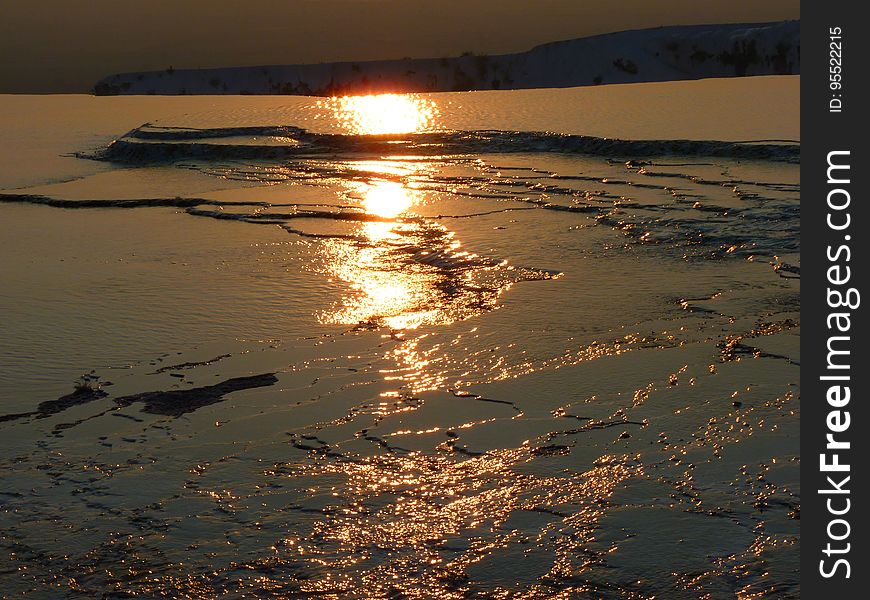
0,77,799,598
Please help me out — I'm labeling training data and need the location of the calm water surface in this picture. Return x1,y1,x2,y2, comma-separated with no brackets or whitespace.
0,77,799,598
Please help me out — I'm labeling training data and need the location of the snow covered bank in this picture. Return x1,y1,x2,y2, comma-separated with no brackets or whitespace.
94,21,799,96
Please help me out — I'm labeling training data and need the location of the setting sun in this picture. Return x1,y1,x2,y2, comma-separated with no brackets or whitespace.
324,94,438,135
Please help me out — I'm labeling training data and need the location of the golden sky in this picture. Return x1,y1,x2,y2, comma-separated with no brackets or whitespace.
1,0,799,93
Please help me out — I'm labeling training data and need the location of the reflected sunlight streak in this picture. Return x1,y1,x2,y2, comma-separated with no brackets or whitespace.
319,170,439,331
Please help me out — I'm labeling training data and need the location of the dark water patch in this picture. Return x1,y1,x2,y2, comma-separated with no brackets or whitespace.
0,193,271,209
1,373,277,433
114,373,278,417
0,387,108,424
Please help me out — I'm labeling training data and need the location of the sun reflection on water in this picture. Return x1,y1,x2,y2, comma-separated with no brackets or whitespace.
321,94,439,135
319,224,445,332
313,156,549,338
316,172,484,331
316,171,429,330
360,180,414,219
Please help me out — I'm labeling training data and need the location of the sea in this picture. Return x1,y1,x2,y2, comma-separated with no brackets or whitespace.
0,76,799,598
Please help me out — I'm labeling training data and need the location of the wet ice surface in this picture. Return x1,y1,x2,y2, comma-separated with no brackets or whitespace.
0,88,798,598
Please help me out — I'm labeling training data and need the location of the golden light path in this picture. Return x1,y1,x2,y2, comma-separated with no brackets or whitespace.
316,94,500,338
319,175,441,331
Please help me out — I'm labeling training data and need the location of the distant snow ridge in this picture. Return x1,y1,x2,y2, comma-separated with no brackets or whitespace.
94,21,799,96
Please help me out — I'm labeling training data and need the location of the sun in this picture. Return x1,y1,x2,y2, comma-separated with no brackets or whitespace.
325,94,438,135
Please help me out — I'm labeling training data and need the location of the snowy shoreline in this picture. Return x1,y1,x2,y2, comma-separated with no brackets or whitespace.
94,21,799,96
